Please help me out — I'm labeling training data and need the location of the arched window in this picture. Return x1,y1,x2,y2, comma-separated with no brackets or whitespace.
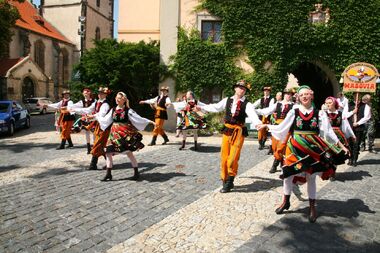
97,0,100,7
95,27,101,41
34,40,45,71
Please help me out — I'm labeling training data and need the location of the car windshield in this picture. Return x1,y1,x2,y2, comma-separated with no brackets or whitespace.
26,98,38,103
0,102,10,113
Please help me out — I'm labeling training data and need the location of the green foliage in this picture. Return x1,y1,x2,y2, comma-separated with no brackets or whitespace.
170,28,242,98
0,0,24,57
72,39,166,116
200,112,225,135
171,0,380,117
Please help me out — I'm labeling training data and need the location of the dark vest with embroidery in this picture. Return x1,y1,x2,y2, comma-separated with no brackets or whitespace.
274,103,293,120
113,107,130,123
155,95,168,119
185,100,197,112
224,97,248,125
327,111,342,127
260,96,273,108
61,99,75,121
82,98,94,108
291,108,319,133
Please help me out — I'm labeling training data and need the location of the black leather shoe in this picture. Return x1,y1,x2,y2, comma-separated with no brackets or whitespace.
275,195,290,214
100,174,112,181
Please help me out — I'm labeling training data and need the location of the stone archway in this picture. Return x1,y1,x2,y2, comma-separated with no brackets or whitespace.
292,61,340,108
22,76,35,100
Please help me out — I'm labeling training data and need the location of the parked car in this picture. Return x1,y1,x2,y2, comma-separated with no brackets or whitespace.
24,97,55,114
0,100,31,136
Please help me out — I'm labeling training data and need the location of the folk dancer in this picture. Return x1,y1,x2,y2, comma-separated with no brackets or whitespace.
94,92,155,181
139,86,171,145
198,80,261,193
70,88,96,154
253,86,275,150
258,85,349,223
256,88,295,173
351,94,372,166
49,90,76,149
72,87,112,170
172,91,207,151
324,96,355,179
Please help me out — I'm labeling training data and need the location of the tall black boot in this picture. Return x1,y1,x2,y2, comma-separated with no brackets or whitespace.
194,141,198,151
309,199,317,223
130,167,140,181
162,134,169,145
179,140,186,150
67,138,74,148
267,145,273,155
258,140,264,150
86,143,91,154
275,195,291,214
220,176,235,193
88,156,98,170
56,139,66,150
148,136,157,146
101,167,112,181
269,159,280,173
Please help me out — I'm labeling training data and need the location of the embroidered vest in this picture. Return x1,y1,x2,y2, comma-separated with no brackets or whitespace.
113,107,130,123
327,111,342,127
224,97,248,125
292,108,319,133
260,96,273,108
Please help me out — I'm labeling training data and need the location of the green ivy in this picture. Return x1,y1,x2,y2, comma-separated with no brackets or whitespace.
171,0,380,118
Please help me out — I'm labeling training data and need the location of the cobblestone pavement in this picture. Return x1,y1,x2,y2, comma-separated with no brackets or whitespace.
0,114,379,252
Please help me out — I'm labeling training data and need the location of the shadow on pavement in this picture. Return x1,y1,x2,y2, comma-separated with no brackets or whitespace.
195,145,220,153
233,176,283,193
237,198,378,252
112,162,166,172
29,167,83,179
0,142,58,153
0,164,21,173
357,158,380,165
335,170,372,182
137,172,189,182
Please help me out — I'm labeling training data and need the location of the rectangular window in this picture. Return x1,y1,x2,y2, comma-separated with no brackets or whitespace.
201,21,222,43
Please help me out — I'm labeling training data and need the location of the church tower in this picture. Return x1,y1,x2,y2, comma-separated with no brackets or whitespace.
40,0,114,62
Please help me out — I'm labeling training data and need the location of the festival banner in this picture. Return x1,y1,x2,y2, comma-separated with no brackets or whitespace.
342,62,378,93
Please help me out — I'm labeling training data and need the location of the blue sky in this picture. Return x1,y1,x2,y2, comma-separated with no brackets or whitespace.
32,0,119,38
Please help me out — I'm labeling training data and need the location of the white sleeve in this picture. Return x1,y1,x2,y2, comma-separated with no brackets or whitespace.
69,100,84,109
73,102,95,115
128,109,152,131
318,110,339,144
48,101,62,109
343,110,354,119
267,109,295,142
356,105,371,125
197,101,207,107
252,98,261,109
245,102,262,128
165,97,172,106
269,98,275,106
256,103,277,116
67,101,75,115
341,118,355,139
172,101,187,113
95,103,110,118
143,97,158,105
201,98,227,113
95,108,113,131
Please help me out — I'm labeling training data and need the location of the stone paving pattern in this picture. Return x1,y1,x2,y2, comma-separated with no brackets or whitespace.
0,114,379,252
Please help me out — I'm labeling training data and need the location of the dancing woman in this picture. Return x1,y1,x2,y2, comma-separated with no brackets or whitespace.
95,92,155,181
258,85,349,223
324,96,355,176
172,91,207,151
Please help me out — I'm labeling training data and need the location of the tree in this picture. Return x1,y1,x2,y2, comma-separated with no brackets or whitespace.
72,39,166,117
0,0,24,57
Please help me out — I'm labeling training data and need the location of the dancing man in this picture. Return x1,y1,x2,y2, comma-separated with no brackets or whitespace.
49,90,76,149
198,80,261,193
139,86,171,146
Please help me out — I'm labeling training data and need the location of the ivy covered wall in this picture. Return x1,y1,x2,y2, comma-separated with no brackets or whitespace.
170,0,380,115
